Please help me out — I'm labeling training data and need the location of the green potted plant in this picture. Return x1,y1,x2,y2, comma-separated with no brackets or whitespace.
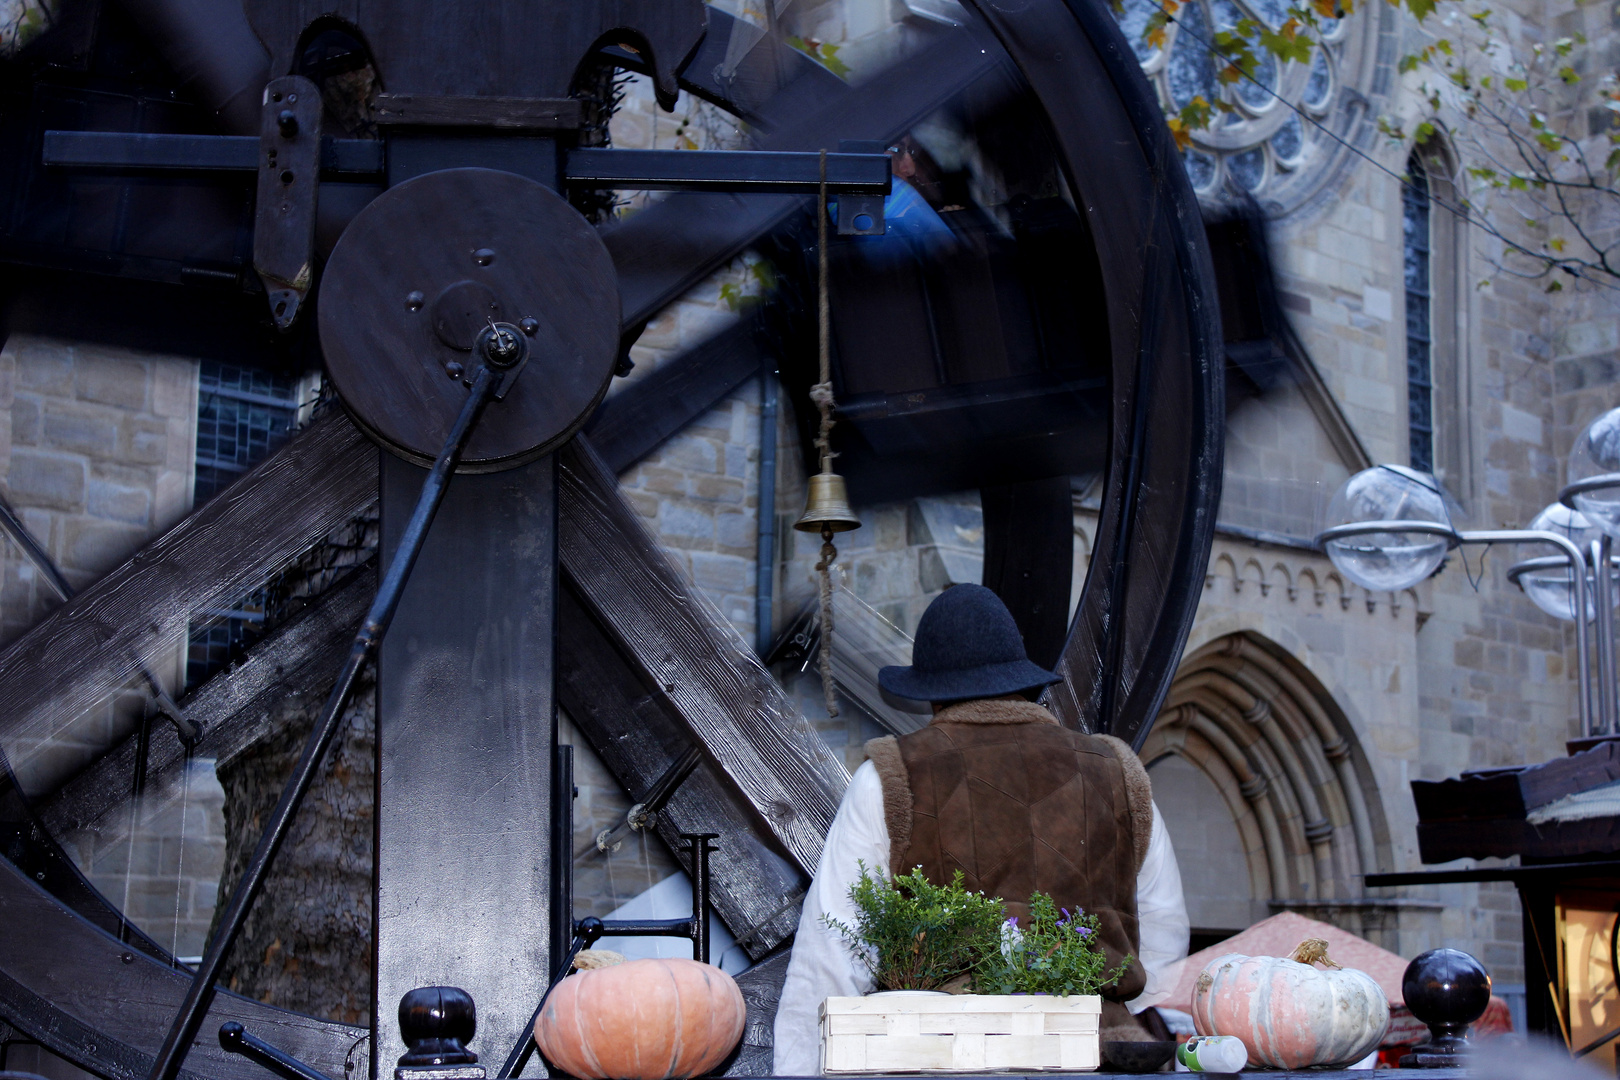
974,892,1133,997
822,864,1006,992
819,873,1122,1074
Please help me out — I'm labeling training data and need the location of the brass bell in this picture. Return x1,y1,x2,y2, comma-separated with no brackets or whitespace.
794,472,861,533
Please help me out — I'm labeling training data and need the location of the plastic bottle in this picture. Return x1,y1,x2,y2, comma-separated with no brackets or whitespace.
1175,1035,1248,1072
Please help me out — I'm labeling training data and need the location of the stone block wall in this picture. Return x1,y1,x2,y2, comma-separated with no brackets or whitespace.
0,334,198,799
0,334,197,645
67,758,228,959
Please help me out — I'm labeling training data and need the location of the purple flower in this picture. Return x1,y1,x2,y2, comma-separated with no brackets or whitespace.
1073,927,1092,937
1005,916,1019,928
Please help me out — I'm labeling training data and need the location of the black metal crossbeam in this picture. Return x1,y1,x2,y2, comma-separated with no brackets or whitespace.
564,149,889,193
41,131,383,174
41,132,890,194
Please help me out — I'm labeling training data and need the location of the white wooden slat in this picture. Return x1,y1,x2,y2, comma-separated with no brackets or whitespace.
820,995,1102,1074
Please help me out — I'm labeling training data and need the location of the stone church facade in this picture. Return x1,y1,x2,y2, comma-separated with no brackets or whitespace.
0,0,1615,1037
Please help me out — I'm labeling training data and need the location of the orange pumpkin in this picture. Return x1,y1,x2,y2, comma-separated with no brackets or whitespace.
535,958,746,1080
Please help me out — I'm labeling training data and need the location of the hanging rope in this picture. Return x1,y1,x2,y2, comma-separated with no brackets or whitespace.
813,149,839,719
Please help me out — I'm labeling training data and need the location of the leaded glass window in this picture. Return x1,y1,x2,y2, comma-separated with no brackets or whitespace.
188,363,309,685
1403,154,1433,474
1112,0,1373,205
193,362,304,503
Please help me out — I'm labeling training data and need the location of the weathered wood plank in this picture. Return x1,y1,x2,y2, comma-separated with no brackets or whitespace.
372,93,581,129
0,411,378,798
558,436,848,874
0,855,367,1080
36,566,375,845
558,585,806,958
585,314,769,474
722,947,791,1077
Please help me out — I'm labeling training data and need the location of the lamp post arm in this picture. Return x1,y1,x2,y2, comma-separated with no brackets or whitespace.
1598,537,1615,737
1456,529,1595,738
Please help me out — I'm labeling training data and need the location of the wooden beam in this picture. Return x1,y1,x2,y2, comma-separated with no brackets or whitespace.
585,314,769,474
0,411,378,798
36,566,374,845
0,855,366,1080
558,585,807,958
557,436,848,875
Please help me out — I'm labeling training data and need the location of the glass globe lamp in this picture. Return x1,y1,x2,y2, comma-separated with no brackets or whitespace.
1319,465,1454,592
1566,407,1620,539
1511,502,1616,622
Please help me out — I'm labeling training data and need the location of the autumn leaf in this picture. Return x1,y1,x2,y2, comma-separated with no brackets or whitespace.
1166,116,1192,150
1550,237,1567,253
1405,0,1437,21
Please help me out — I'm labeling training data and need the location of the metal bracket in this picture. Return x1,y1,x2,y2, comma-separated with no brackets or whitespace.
254,76,323,331
835,140,887,236
592,745,703,853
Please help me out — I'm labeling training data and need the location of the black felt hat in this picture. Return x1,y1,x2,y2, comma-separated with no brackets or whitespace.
878,584,1062,703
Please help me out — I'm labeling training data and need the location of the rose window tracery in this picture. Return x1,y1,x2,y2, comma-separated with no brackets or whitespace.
1112,0,1384,208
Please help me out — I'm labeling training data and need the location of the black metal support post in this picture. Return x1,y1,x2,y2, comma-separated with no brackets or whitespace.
496,832,720,1079
550,744,575,979
148,365,501,1080
683,832,718,965
219,1023,341,1080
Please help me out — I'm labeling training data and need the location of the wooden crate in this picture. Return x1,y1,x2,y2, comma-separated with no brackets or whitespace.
819,994,1101,1074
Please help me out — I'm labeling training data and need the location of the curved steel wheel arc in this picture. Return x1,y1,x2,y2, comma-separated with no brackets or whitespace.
0,0,1219,1075
963,0,1224,750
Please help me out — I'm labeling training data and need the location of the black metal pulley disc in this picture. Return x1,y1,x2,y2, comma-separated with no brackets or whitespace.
318,167,621,471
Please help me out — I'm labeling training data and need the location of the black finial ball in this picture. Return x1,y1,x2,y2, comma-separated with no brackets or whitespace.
1403,948,1491,1033
1400,949,1492,1067
397,986,479,1067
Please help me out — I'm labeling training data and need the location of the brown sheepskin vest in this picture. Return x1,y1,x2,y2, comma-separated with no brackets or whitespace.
865,698,1154,1039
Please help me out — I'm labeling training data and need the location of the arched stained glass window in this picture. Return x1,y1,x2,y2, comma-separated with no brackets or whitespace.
1404,153,1433,474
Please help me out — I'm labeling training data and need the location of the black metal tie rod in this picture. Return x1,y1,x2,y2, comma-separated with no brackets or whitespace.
148,362,504,1080
218,1023,341,1080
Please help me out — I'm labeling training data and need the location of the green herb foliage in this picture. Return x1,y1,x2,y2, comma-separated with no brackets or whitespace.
974,892,1133,997
823,864,1007,991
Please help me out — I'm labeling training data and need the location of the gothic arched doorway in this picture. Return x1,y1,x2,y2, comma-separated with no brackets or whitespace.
1143,632,1396,949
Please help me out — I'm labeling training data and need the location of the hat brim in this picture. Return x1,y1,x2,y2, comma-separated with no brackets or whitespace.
878,657,1062,703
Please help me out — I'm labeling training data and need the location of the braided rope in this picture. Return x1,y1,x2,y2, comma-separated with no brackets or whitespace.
814,150,838,718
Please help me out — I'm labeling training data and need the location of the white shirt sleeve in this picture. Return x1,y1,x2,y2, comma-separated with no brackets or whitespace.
771,772,1189,1071
772,760,889,1076
1126,800,1190,1014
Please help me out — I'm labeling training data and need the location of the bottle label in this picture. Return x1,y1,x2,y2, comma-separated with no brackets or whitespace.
1175,1035,1248,1072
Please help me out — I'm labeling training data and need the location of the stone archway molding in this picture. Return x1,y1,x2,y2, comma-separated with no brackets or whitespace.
1142,632,1392,912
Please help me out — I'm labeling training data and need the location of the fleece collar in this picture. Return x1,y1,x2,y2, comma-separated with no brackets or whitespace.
931,698,1059,726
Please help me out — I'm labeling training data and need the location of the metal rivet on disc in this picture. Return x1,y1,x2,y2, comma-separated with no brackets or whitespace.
474,248,495,266
406,291,425,312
